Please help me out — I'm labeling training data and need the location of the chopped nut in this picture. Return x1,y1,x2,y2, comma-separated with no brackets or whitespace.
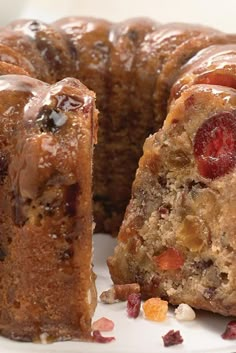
100,283,140,303
175,303,196,321
39,332,49,344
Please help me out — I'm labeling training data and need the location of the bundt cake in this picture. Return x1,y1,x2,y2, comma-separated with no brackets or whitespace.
0,16,235,342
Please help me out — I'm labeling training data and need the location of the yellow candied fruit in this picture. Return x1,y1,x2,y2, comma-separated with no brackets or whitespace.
176,215,207,252
143,298,168,322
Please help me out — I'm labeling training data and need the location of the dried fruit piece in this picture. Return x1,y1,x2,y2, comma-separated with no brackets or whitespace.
100,283,140,304
194,112,236,179
153,248,184,270
176,215,207,252
143,298,168,322
92,317,114,332
92,330,115,343
222,320,236,339
127,293,141,318
175,303,196,321
162,330,184,347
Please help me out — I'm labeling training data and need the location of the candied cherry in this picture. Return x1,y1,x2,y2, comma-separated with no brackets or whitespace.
222,320,236,339
153,248,184,270
194,111,236,179
162,330,183,347
127,293,141,318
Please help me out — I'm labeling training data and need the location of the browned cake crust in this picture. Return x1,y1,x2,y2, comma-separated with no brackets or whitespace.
108,84,236,317
0,75,97,341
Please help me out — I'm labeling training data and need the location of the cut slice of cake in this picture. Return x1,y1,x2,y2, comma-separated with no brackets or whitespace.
0,75,98,341
108,84,236,317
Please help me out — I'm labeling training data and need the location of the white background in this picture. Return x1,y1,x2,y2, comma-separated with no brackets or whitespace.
1,0,236,33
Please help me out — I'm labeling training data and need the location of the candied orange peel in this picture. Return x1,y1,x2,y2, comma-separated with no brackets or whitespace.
143,297,168,321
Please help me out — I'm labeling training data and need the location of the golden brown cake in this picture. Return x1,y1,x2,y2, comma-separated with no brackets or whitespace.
108,84,236,316
0,75,97,341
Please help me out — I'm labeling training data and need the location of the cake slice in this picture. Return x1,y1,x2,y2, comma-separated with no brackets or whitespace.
0,75,98,341
108,84,236,316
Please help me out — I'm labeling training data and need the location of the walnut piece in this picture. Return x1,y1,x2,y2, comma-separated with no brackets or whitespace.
100,283,140,304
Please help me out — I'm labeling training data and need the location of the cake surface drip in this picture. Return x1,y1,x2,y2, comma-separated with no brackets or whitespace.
0,75,97,341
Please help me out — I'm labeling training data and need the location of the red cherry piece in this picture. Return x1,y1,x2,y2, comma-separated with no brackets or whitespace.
127,293,141,318
154,248,184,270
92,330,115,343
222,320,236,339
194,111,236,179
162,330,184,347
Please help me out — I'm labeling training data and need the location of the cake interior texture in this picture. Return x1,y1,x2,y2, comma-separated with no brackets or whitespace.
108,85,236,317
0,16,235,341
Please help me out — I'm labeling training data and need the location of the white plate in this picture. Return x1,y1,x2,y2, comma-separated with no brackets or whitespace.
0,233,235,353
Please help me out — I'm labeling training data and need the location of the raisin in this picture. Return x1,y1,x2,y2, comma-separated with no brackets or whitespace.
158,204,171,218
12,194,28,227
64,183,80,217
127,293,141,318
157,175,167,187
193,259,213,271
0,152,8,184
187,180,206,191
194,111,236,179
162,330,184,347
94,41,109,54
59,248,74,261
176,216,207,252
127,30,138,42
203,287,216,300
222,320,236,339
0,248,6,261
36,106,67,133
29,20,42,32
